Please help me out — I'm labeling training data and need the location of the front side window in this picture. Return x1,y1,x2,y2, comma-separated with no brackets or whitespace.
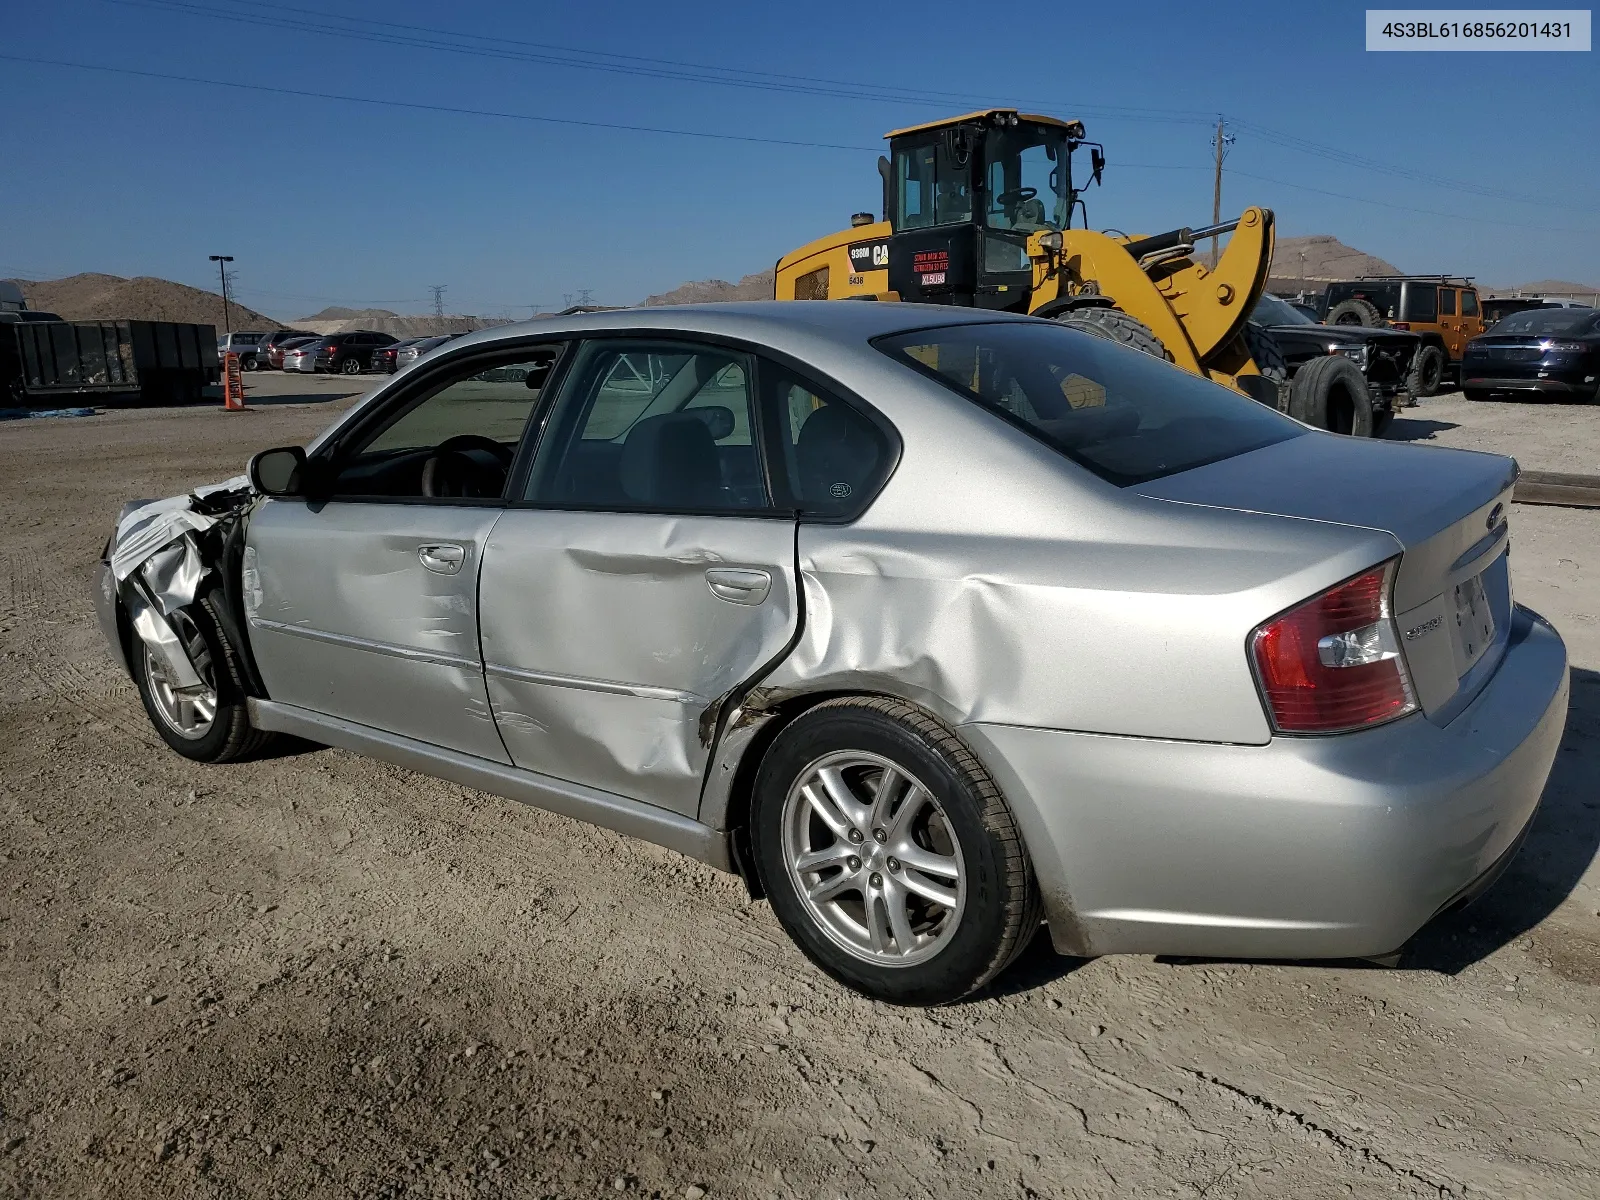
327,348,560,499
1438,288,1457,316
895,138,971,230
525,341,766,512
877,321,1304,487
1461,290,1479,317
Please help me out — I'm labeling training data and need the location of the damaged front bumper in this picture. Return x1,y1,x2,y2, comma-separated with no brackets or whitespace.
95,477,255,683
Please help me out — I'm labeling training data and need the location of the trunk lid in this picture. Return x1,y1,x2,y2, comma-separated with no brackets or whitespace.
1133,432,1517,724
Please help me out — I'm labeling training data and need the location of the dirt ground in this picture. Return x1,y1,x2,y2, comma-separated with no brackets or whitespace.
2,374,1597,1200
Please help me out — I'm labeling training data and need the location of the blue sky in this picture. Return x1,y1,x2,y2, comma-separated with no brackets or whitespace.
2,0,1595,319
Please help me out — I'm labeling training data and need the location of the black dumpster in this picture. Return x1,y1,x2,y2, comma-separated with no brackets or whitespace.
1,319,220,407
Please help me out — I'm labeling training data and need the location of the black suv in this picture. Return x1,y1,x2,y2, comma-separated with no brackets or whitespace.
1251,294,1420,437
313,331,398,375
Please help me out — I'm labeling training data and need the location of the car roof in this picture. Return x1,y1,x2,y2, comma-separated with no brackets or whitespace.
439,300,1040,359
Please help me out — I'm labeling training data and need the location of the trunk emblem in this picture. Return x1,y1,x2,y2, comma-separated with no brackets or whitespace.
1487,502,1504,532
1405,615,1443,642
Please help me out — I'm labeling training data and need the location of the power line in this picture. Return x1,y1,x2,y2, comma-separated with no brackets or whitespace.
95,0,1599,216
0,54,881,151
428,284,447,318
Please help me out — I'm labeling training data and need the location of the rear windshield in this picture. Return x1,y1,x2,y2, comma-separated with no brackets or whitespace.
1489,308,1596,335
876,320,1304,486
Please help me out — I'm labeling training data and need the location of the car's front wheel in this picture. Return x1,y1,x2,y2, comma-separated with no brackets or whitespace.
751,697,1041,1005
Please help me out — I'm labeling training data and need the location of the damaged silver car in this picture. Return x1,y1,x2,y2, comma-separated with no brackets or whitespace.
98,302,1569,1005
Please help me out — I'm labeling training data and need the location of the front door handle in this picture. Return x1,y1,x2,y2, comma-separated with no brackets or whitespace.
418,543,466,574
705,567,771,605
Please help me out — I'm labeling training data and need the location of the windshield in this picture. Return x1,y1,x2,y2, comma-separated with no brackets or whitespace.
1252,294,1317,326
876,320,1303,487
1488,308,1596,336
984,125,1072,232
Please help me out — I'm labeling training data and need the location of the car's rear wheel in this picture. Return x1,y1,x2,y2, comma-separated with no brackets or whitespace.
130,593,274,763
340,356,362,375
751,697,1041,1005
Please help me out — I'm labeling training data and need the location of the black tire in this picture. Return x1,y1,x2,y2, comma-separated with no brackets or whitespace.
1407,345,1446,397
241,354,259,372
751,697,1042,1005
129,591,275,763
1289,353,1374,437
340,356,362,376
1326,297,1382,327
1243,321,1288,384
1053,306,1172,361
1372,407,1395,437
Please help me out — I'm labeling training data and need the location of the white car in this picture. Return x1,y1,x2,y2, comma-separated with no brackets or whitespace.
281,340,324,373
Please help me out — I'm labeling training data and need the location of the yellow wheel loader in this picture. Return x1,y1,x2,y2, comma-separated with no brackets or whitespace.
774,109,1286,406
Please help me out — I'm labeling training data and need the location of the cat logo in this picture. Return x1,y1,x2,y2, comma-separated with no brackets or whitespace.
848,239,890,273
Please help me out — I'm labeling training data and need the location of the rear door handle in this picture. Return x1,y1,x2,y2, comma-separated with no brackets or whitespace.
418,543,466,574
705,567,772,605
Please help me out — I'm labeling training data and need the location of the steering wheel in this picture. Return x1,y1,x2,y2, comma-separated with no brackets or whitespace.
996,186,1038,210
420,434,516,499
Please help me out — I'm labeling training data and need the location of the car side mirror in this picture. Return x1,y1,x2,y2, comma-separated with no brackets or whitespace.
248,445,308,497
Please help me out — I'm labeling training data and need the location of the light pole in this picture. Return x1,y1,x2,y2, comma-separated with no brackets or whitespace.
208,255,234,333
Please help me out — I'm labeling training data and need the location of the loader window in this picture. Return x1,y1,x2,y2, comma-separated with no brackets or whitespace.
984,127,1071,232
896,139,971,230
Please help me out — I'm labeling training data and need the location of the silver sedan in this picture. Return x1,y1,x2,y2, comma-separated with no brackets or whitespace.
95,302,1568,1004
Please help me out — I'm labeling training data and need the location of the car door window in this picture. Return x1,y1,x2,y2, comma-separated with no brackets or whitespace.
524,340,767,511
1403,286,1438,323
328,349,560,500
763,364,892,519
1461,291,1479,318
1439,288,1457,316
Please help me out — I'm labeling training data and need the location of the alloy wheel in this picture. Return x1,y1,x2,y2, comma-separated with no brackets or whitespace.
780,751,966,966
141,614,218,740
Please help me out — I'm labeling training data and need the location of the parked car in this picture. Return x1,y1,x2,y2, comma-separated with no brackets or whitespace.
267,336,320,370
1479,297,1593,326
257,329,317,368
313,331,398,375
96,304,1567,1005
216,331,269,370
1321,276,1484,397
394,333,463,369
281,340,321,373
370,338,422,374
1251,294,1420,437
1462,307,1600,402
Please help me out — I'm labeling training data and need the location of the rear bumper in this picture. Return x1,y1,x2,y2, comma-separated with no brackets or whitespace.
960,605,1568,959
1462,373,1596,397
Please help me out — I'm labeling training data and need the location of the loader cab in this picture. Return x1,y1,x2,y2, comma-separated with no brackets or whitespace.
885,109,1093,310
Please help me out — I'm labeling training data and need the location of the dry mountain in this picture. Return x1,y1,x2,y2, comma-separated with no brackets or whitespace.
7,273,280,330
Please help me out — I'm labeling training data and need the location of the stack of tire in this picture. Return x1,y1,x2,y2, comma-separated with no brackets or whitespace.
1053,307,1385,437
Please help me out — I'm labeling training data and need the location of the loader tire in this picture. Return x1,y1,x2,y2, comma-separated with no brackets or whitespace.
1289,353,1374,437
1407,345,1446,398
1327,298,1383,327
1054,307,1172,361
1243,320,1289,385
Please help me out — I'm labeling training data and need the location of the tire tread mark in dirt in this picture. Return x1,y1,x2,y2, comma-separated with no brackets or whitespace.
1184,1068,1461,1197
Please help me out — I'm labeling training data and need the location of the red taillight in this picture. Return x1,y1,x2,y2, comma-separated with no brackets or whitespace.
1391,321,1411,330
1250,560,1416,734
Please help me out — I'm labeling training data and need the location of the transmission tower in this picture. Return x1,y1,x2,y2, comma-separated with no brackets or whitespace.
429,284,447,318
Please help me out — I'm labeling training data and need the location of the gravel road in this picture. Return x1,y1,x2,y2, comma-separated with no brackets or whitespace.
2,379,1596,1199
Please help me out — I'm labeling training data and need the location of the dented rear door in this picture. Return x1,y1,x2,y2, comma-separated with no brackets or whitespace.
478,511,797,815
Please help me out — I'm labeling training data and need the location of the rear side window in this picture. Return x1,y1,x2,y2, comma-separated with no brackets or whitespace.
1403,285,1438,322
1461,291,1479,317
876,320,1304,487
763,365,891,518
1438,289,1457,316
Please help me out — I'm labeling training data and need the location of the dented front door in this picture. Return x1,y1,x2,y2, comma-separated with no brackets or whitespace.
477,511,797,815
244,498,509,762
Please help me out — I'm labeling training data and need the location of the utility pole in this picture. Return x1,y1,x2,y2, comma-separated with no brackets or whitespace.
209,255,234,332
1209,118,1234,269
429,284,447,319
